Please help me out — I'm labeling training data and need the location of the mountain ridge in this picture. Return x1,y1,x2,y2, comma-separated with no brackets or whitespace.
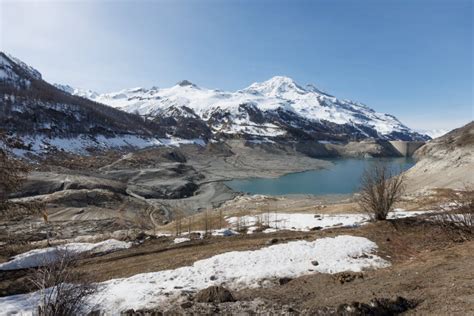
0,52,204,156
62,76,429,142
1,52,430,157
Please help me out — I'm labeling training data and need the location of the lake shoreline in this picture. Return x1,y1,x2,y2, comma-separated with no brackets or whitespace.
224,157,415,196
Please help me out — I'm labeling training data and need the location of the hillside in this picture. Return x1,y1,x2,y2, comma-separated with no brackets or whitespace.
0,52,205,155
404,121,474,191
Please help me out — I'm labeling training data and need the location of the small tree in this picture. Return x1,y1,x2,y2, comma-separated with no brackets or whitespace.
358,162,405,221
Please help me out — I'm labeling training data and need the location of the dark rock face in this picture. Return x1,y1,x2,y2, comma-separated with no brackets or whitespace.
162,150,187,163
152,113,212,139
266,238,279,245
195,285,235,303
121,309,163,316
279,277,293,285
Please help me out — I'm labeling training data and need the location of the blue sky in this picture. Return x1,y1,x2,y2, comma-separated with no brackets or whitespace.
1,0,472,130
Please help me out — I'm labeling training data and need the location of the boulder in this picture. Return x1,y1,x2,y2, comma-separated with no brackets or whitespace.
195,286,235,303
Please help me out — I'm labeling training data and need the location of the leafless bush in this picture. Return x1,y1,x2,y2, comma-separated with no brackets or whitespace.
28,250,98,316
218,208,223,230
234,215,248,233
436,187,473,240
175,214,183,236
358,162,405,221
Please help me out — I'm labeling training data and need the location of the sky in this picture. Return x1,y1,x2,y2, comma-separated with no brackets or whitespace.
1,0,472,130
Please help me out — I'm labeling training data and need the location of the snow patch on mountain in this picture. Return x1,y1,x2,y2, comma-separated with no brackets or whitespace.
54,83,99,99
8,134,205,157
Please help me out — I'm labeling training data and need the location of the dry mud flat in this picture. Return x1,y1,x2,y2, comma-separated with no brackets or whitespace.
8,137,415,231
5,142,331,236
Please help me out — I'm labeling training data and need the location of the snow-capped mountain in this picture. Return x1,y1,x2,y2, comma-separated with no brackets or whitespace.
73,76,429,141
0,52,184,155
1,51,429,157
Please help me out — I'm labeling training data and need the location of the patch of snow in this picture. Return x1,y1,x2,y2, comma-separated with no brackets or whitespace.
173,237,190,244
10,134,206,156
227,209,432,232
0,236,389,314
0,239,131,271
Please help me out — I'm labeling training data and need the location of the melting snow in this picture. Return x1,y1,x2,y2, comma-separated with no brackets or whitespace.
227,209,432,233
0,235,389,314
0,239,131,271
173,237,191,244
8,134,206,157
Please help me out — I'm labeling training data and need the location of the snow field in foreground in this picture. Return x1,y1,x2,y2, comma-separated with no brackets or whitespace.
227,209,432,233
0,235,389,314
0,239,132,271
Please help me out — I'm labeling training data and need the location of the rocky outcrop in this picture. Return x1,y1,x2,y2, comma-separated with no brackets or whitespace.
195,286,235,303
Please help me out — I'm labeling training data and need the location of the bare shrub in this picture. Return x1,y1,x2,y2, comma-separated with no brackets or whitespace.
358,162,405,221
203,209,211,236
174,212,183,236
234,215,248,233
218,208,223,230
28,250,97,316
436,187,473,240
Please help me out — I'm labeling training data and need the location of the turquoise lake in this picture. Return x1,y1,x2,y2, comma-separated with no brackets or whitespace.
225,158,415,196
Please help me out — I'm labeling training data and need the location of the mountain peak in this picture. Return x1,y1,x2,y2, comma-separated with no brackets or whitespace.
176,80,198,88
243,76,306,96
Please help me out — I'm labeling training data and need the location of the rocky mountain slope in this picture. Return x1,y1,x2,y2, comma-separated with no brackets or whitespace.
67,76,429,142
0,52,206,155
404,121,474,192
